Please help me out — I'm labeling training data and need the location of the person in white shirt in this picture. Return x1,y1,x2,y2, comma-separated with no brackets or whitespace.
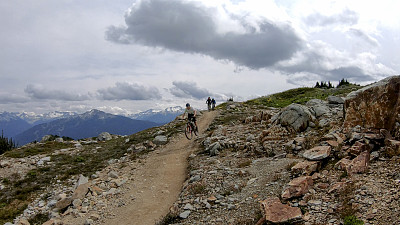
182,103,198,131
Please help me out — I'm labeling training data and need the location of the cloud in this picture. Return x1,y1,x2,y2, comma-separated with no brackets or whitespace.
25,84,90,101
0,93,29,104
97,82,161,100
170,81,212,99
348,28,379,47
275,41,377,83
106,0,302,69
305,8,358,27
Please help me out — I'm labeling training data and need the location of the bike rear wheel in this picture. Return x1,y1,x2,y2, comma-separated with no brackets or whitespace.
193,124,198,136
185,123,193,140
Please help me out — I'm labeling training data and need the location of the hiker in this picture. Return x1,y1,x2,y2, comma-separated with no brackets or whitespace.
211,98,216,110
206,97,212,111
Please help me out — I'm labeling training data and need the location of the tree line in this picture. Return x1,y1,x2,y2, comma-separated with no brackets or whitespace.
315,78,354,89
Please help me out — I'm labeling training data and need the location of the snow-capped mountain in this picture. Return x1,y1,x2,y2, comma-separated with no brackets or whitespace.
0,111,78,138
1,106,183,142
14,109,160,145
18,111,78,125
129,106,184,124
0,112,32,138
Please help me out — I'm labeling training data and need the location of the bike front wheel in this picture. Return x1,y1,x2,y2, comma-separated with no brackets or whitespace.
185,123,193,140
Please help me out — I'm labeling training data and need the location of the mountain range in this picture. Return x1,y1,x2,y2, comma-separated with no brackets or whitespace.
13,110,160,145
129,106,184,124
0,107,184,146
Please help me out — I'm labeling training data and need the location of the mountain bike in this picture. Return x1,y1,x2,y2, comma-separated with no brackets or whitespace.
185,119,198,140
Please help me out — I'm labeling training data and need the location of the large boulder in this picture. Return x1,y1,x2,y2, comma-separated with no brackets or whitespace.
306,99,331,117
97,132,112,141
343,76,400,138
153,135,168,145
273,104,315,132
327,95,344,104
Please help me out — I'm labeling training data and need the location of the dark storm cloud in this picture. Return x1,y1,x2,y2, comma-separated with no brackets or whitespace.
170,81,212,99
25,85,90,101
305,9,358,27
106,0,302,69
97,82,161,100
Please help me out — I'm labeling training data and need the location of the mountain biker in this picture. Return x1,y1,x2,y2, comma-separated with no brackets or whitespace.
182,103,198,131
211,98,216,110
206,97,212,111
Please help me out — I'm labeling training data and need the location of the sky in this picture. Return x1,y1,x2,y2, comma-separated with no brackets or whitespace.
1,0,399,115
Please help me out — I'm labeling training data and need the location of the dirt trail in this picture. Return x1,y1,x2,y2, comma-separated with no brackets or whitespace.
101,110,218,225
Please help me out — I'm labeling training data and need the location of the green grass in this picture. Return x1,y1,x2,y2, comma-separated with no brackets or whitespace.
344,215,364,225
4,142,75,158
0,200,27,225
245,85,362,108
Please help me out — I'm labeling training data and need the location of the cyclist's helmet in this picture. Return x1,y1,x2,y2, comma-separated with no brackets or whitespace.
186,103,190,107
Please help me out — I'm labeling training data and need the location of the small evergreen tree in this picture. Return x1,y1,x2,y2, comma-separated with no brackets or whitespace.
0,130,16,155
316,81,334,89
337,78,350,88
315,82,320,88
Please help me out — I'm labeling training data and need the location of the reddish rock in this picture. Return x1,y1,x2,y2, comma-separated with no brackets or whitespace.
282,176,313,200
55,183,90,211
347,151,370,175
364,132,383,140
303,146,331,161
349,141,371,156
55,197,73,210
344,76,400,138
207,195,217,203
328,182,346,194
326,140,339,147
291,161,319,175
316,183,329,189
335,158,351,170
90,186,103,195
261,197,303,224
385,139,400,156
72,183,90,199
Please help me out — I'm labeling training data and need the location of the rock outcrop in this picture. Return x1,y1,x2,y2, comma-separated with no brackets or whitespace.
344,75,400,138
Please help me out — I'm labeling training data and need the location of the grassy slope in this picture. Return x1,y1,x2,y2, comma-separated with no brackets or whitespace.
245,84,362,108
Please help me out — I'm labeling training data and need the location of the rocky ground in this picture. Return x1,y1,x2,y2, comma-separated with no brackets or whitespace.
3,77,400,225
168,99,400,225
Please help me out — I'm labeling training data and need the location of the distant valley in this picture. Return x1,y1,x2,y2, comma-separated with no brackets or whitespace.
0,106,184,146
